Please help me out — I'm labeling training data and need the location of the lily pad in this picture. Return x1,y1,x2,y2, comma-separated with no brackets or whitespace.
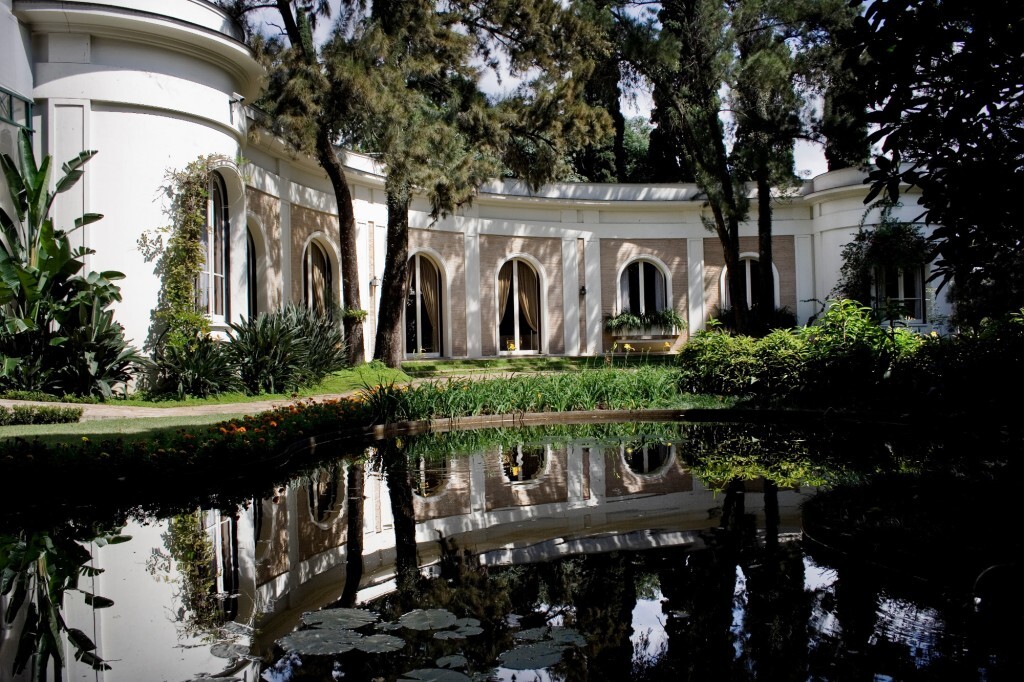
378,620,404,631
356,634,405,653
210,642,249,659
498,642,565,670
278,629,362,655
397,608,458,631
433,630,465,640
453,618,480,628
514,627,551,642
549,627,586,647
436,655,468,669
400,669,472,682
455,625,483,637
301,608,379,630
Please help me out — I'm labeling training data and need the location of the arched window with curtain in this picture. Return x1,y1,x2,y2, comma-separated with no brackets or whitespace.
303,240,333,316
723,256,777,310
497,258,541,353
405,254,443,356
198,171,229,317
619,259,667,315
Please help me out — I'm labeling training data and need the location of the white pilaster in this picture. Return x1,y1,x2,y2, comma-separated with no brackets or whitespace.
464,216,482,357
561,237,580,356
687,237,706,335
584,236,602,354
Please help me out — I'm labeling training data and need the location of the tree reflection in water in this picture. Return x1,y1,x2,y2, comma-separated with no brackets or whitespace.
3,421,1022,680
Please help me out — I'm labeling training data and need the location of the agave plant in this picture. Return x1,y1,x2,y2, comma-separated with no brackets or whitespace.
0,129,144,396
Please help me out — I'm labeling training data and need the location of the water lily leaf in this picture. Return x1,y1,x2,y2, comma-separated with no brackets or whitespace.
301,608,379,630
210,642,249,659
514,627,550,642
453,618,480,628
549,627,586,647
436,655,468,669
397,608,457,631
433,630,465,640
378,621,404,631
278,629,362,655
454,625,483,637
356,634,405,653
498,642,565,670
400,669,472,682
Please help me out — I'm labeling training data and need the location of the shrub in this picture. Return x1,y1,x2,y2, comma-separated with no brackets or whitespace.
226,305,347,395
677,328,761,396
0,404,83,425
151,335,240,399
0,130,145,398
279,305,348,386
227,313,306,394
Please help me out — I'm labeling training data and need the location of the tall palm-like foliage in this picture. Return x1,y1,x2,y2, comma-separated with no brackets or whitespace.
0,130,146,396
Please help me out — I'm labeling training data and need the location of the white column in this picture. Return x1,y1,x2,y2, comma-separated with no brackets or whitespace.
687,237,706,335
584,236,602,354
464,217,482,357
561,237,580,356
796,235,816,325
278,161,292,305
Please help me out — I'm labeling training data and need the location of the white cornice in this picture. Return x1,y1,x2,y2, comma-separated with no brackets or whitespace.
14,1,263,98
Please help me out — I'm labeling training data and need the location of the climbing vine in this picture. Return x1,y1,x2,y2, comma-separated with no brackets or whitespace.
833,202,930,308
141,155,233,351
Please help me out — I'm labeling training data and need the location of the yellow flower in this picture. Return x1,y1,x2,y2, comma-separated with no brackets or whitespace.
623,343,634,352
664,341,672,349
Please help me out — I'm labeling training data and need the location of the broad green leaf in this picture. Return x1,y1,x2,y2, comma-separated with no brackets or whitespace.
83,593,114,609
73,213,104,230
66,628,96,652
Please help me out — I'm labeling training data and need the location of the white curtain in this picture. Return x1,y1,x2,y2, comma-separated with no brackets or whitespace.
420,258,440,351
518,262,539,333
498,261,513,322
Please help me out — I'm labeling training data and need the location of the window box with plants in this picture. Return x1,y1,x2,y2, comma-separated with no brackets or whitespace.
604,309,686,340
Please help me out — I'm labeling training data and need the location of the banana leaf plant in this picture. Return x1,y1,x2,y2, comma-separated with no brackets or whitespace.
0,527,129,681
0,129,146,396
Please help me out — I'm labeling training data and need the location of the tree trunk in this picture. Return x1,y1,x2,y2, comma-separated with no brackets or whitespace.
373,180,411,368
274,0,364,365
756,170,775,334
315,126,364,365
339,461,365,607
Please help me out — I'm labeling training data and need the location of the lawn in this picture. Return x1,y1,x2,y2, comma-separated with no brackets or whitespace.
77,361,409,407
0,413,249,445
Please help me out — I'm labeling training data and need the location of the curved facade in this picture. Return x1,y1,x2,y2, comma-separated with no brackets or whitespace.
1,0,950,362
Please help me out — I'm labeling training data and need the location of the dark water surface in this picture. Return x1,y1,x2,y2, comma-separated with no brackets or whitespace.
0,421,1020,681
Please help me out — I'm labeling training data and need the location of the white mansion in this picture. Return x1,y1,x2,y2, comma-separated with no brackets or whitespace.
0,0,949,361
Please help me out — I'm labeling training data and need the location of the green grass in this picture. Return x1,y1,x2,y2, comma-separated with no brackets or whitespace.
401,354,675,376
104,362,411,407
0,413,246,446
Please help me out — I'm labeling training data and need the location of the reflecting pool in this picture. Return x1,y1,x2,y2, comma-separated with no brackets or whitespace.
0,421,1020,681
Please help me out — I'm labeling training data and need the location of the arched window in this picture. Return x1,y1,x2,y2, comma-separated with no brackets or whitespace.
723,256,778,310
624,441,673,476
406,254,443,356
307,465,343,525
303,240,333,316
246,228,258,318
497,258,541,353
619,259,667,315
198,172,229,317
501,445,546,484
874,265,926,322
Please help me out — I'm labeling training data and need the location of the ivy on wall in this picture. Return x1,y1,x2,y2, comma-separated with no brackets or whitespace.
833,202,929,307
140,155,232,351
